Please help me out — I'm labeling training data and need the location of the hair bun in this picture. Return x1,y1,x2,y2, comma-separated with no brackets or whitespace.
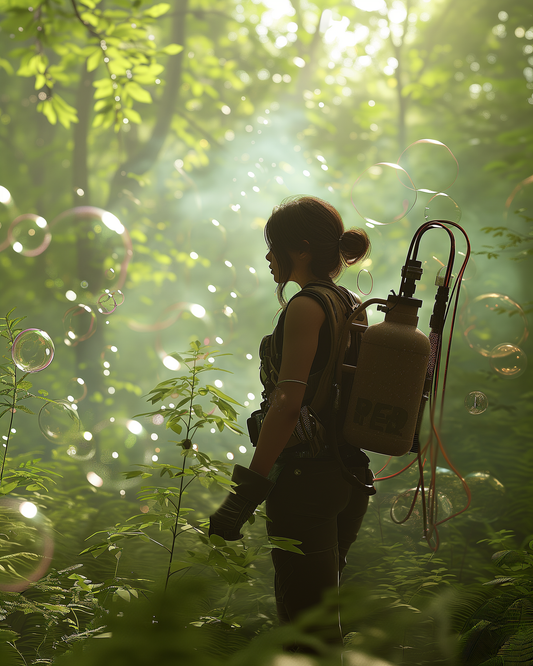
340,228,371,265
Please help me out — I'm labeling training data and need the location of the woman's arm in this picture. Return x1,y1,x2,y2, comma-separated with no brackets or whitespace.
249,295,326,477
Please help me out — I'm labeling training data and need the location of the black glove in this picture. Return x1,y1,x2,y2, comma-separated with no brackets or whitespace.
209,464,274,541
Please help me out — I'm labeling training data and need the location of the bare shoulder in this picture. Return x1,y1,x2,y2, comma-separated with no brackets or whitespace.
284,295,326,329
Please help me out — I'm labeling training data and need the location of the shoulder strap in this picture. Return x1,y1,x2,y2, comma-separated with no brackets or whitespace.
298,281,365,416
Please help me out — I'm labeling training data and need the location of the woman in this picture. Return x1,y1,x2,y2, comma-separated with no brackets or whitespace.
210,195,374,649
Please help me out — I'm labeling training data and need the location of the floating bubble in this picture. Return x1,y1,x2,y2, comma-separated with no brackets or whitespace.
11,328,55,373
111,289,125,306
390,487,453,533
63,304,97,345
465,472,505,523
357,269,373,295
351,162,417,227
398,139,459,194
504,173,533,240
66,376,87,404
464,391,488,415
490,343,527,378
0,498,54,592
461,293,528,356
435,467,465,510
424,192,462,224
50,207,133,291
8,214,51,257
66,429,95,461
38,400,81,442
97,291,117,315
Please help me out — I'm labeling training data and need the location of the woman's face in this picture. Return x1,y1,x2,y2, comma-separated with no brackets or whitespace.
265,249,281,283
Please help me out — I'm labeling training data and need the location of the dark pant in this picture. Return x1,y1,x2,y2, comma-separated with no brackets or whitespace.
265,457,370,647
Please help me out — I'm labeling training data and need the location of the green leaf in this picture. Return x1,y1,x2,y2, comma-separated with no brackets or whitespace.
161,43,183,55
206,385,242,406
0,628,20,642
125,82,152,104
87,48,102,73
209,534,227,547
115,588,131,602
0,59,14,75
0,481,19,495
14,404,34,415
144,3,171,17
123,107,142,124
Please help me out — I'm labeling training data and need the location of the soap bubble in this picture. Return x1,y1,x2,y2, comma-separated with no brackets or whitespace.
50,206,133,291
464,391,488,415
0,498,54,592
397,139,459,194
8,214,51,257
424,192,462,224
351,162,417,227
111,289,125,306
0,186,16,253
504,173,533,239
490,343,527,378
38,400,81,442
66,376,87,404
435,467,465,510
461,293,528,356
63,304,97,345
66,431,95,461
391,487,453,533
97,291,117,315
11,328,55,373
357,269,373,295
465,472,505,522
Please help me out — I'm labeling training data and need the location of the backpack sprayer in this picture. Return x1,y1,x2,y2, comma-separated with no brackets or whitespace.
339,219,471,548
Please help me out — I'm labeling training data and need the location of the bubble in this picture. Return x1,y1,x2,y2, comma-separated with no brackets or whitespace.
435,467,465,509
465,472,505,522
8,213,51,257
424,192,462,223
397,139,459,194
49,207,132,292
461,293,528,356
0,498,54,592
351,162,417,227
38,400,81,442
357,269,373,295
63,304,97,345
504,173,533,239
11,328,55,372
66,376,87,404
490,343,528,378
111,289,125,306
97,291,117,315
464,391,488,415
390,487,453,532
66,435,95,462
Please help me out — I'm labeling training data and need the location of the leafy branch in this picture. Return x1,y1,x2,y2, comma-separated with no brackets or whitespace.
0,310,56,487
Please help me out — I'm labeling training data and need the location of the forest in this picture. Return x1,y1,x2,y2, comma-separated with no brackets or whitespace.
0,0,532,664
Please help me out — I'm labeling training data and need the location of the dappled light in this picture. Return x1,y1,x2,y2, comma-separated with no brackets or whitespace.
0,0,532,664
